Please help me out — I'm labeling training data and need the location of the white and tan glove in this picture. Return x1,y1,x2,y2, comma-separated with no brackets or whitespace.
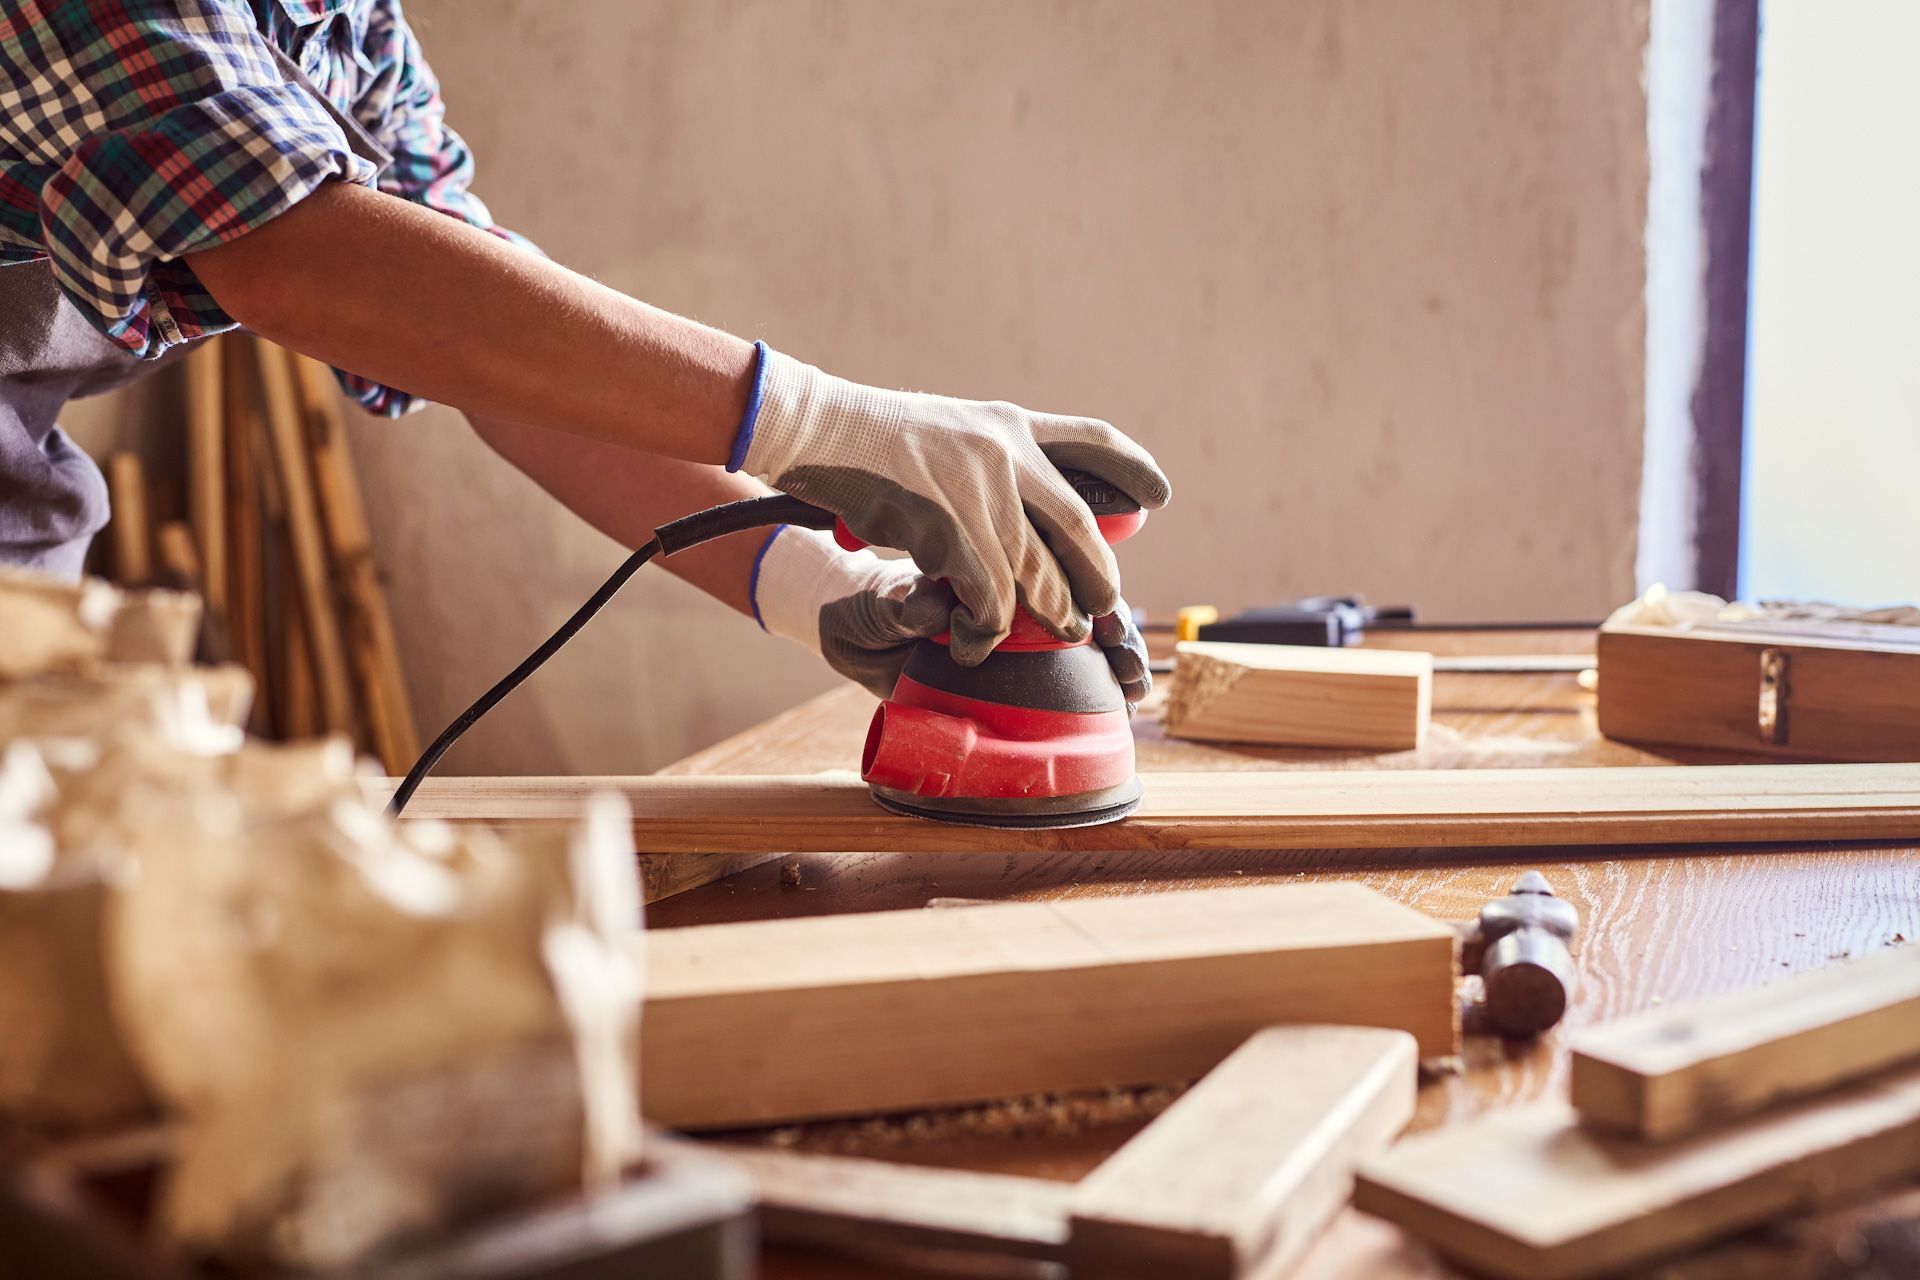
751,526,1154,707
730,344,1171,666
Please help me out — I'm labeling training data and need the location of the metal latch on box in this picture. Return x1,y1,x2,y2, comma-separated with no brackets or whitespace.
1758,647,1790,745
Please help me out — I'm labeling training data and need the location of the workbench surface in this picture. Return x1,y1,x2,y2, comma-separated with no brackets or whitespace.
649,629,1920,1279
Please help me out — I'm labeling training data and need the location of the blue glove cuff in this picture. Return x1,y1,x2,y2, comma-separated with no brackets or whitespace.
726,340,771,473
747,524,786,630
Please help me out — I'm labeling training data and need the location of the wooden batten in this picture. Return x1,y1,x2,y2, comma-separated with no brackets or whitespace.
1163,641,1432,750
1571,945,1920,1141
640,884,1455,1129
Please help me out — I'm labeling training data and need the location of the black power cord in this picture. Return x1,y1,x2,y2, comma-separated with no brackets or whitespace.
387,493,836,817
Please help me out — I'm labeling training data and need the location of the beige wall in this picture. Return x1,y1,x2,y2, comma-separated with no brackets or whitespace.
118,1,1654,776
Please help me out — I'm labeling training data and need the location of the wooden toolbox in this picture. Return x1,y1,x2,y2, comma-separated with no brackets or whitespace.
1597,618,1920,761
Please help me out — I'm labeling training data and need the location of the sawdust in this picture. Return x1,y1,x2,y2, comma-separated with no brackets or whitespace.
751,1081,1190,1156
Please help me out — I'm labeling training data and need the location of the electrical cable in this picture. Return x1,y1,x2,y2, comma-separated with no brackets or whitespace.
387,493,835,817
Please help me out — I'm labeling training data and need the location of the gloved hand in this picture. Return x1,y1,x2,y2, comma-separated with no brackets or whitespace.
752,526,1155,708
731,344,1171,666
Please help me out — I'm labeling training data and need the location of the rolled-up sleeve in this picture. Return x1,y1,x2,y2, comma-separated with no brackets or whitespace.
8,2,381,356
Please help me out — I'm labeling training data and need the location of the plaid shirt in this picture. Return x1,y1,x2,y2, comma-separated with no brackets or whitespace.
0,0,531,416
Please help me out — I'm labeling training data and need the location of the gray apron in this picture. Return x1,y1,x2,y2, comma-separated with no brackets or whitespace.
0,36,390,581
0,262,152,578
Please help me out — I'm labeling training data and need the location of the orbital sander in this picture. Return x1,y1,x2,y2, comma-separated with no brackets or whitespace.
387,471,1147,831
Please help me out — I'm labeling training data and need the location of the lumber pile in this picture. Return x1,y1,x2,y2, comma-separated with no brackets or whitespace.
1355,944,1920,1278
1162,640,1432,749
640,883,1455,1129
93,338,418,773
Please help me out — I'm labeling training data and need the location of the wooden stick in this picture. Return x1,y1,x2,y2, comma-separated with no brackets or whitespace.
1354,1062,1920,1280
221,335,267,696
376,761,1920,855
104,453,151,586
640,883,1454,1129
154,521,200,592
1571,945,1920,1141
255,342,355,736
288,353,419,772
184,341,225,616
711,1146,1070,1265
1067,1025,1417,1280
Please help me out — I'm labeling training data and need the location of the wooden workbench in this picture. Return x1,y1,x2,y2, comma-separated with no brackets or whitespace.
648,629,1920,1279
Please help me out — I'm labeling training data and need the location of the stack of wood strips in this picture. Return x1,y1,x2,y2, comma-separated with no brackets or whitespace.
96,337,417,773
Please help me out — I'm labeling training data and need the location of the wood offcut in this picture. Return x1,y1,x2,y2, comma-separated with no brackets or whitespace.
1163,640,1432,750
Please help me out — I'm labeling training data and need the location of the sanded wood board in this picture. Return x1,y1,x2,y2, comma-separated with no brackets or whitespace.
1354,1061,1920,1279
1164,640,1432,750
1571,944,1920,1140
380,761,1920,854
641,884,1454,1129
1067,1025,1416,1279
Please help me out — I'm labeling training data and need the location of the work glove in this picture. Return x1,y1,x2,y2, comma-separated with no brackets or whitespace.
752,526,1155,708
730,344,1172,666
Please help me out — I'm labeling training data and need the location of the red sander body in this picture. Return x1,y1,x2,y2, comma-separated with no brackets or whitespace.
845,472,1148,829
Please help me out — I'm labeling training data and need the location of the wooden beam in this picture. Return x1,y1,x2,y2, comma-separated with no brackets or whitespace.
641,884,1454,1129
1163,641,1432,750
256,342,356,736
1067,1025,1416,1280
379,761,1920,855
221,335,268,705
104,453,151,587
184,341,225,617
711,1146,1069,1265
1571,945,1920,1141
1353,1062,1920,1280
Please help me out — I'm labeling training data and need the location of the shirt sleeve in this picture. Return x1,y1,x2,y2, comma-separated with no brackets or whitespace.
333,3,542,417
5,1,381,357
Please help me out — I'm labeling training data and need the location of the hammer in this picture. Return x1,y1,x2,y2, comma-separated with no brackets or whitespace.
1456,871,1579,1038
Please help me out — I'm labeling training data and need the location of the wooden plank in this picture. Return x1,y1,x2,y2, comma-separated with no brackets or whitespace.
1598,624,1920,762
1353,1061,1920,1280
1067,1025,1417,1280
256,341,356,735
712,1146,1069,1265
104,453,151,586
1571,945,1920,1141
290,353,419,772
221,335,268,702
378,761,1920,855
640,883,1454,1129
1164,641,1432,749
184,341,225,617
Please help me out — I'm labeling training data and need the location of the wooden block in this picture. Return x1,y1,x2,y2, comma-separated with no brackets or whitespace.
1164,641,1432,749
640,883,1454,1129
713,1145,1070,1265
1598,623,1920,761
380,761,1920,855
1571,945,1920,1141
104,453,151,587
1354,1062,1920,1280
1068,1025,1417,1280
256,342,356,736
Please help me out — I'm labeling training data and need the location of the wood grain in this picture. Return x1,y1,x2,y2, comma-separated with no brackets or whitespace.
640,884,1454,1129
1354,1063,1920,1279
1571,943,1920,1140
1068,1025,1417,1280
383,761,1920,855
184,341,225,617
1165,641,1432,749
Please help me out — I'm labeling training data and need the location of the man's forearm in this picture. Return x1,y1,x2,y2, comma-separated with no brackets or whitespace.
468,413,772,616
186,181,754,465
